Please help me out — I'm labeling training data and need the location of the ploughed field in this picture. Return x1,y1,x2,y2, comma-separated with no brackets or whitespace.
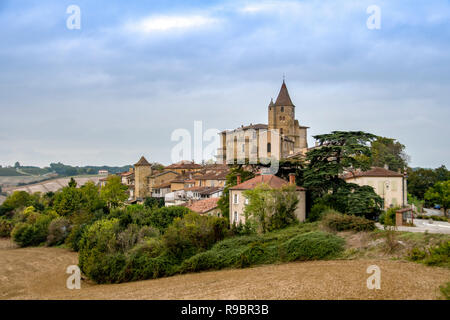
0,239,448,300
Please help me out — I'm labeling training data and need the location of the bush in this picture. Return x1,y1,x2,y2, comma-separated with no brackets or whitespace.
11,213,55,247
380,207,400,226
65,223,89,251
147,206,190,232
47,217,71,246
78,218,121,279
308,203,331,222
0,217,13,237
440,282,450,300
416,215,448,222
321,212,375,232
280,231,345,262
163,212,228,261
407,241,450,268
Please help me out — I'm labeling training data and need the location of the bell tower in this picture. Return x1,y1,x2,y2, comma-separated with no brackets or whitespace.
268,80,295,137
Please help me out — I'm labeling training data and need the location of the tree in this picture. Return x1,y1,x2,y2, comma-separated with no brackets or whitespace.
14,162,21,168
80,181,105,213
53,186,85,216
217,166,255,219
304,131,377,196
68,177,77,188
369,137,409,172
243,184,299,233
424,180,450,217
407,165,449,201
100,175,128,209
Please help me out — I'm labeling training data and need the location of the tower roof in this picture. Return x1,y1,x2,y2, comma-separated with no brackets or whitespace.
134,156,151,166
274,80,295,107
268,98,274,107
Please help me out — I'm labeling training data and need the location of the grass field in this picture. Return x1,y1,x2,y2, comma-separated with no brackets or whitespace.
0,168,25,176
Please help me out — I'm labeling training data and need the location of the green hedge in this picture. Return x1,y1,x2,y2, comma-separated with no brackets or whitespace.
321,212,375,232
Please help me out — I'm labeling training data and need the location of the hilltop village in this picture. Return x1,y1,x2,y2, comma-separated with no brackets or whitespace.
107,81,407,224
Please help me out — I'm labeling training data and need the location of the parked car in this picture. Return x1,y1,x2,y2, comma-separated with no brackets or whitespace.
434,204,441,209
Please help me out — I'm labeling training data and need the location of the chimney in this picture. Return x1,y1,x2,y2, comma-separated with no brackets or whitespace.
236,174,241,185
289,173,296,185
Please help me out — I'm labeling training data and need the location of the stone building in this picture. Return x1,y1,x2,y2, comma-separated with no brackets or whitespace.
343,166,408,209
217,81,309,164
134,156,152,199
229,173,306,226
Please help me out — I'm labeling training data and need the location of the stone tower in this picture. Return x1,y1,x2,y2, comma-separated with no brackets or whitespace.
268,80,296,137
134,156,152,199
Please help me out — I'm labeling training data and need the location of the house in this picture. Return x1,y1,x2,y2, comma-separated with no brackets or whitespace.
98,170,109,175
151,182,172,198
165,160,203,175
186,198,221,217
164,186,224,207
343,166,407,210
228,173,306,226
148,170,178,193
194,170,228,187
217,81,309,164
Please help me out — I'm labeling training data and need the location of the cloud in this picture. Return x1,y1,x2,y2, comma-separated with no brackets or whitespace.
124,14,219,33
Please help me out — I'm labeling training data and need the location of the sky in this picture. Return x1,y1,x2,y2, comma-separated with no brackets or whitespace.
0,0,449,168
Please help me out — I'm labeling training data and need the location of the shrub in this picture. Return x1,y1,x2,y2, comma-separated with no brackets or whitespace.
280,231,345,262
147,206,190,232
308,203,331,222
11,213,55,247
416,215,448,222
137,225,160,241
117,224,140,252
47,217,71,246
65,223,89,251
321,212,375,232
163,212,228,261
78,218,121,278
381,207,400,226
407,241,450,268
440,282,450,300
0,217,13,237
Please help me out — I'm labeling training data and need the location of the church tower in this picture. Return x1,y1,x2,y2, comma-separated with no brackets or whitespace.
134,156,152,199
268,80,296,137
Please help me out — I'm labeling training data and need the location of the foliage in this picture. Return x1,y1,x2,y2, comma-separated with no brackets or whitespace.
144,197,165,209
0,217,13,237
424,180,450,217
243,184,299,233
303,131,376,197
369,137,409,172
415,215,448,222
46,217,71,246
217,166,255,219
407,241,450,268
179,225,343,274
440,282,450,300
145,206,190,232
163,212,229,261
53,186,85,216
80,181,105,213
11,212,57,247
308,203,331,222
100,175,128,209
280,231,345,261
321,212,375,232
407,166,449,200
379,207,400,226
1,191,34,215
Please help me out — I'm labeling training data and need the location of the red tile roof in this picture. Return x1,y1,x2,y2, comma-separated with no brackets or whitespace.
186,198,220,214
343,167,403,179
166,161,202,170
229,174,305,191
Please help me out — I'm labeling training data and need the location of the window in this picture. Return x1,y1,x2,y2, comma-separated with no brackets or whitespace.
281,107,284,112
242,144,245,152
267,143,271,153
233,194,239,204
234,212,238,224
245,197,249,205
280,128,283,135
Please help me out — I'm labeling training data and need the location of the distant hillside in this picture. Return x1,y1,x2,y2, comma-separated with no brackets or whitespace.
48,163,132,176
0,168,26,176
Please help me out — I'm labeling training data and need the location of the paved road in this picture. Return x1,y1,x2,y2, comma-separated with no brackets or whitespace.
376,219,450,234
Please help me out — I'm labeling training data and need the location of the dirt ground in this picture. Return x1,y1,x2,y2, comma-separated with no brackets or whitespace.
0,238,448,300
